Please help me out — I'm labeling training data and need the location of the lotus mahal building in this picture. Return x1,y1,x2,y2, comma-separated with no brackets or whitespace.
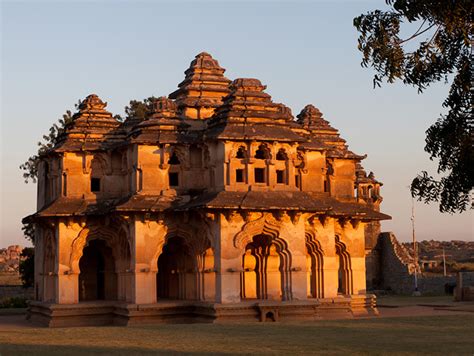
26,52,390,326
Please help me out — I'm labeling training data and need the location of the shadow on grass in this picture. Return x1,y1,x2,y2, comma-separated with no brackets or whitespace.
0,344,229,356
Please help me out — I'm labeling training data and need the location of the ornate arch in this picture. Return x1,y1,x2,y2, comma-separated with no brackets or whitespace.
69,225,131,274
305,231,324,298
167,145,189,169
335,235,353,295
234,213,284,250
236,212,293,301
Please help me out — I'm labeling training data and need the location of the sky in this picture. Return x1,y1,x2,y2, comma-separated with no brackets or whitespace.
1,1,472,247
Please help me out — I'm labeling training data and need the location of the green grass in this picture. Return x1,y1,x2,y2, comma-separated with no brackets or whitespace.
1,315,473,355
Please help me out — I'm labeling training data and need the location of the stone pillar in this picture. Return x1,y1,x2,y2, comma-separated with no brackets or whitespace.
322,257,339,298
56,221,79,304
34,227,44,301
214,213,242,304
131,218,163,304
340,221,367,295
282,217,307,300
56,273,79,304
313,218,338,298
351,257,367,295
131,270,156,304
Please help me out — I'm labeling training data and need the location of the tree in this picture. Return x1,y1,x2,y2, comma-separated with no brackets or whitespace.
19,247,34,289
22,222,35,245
354,0,473,213
122,96,158,121
19,107,75,183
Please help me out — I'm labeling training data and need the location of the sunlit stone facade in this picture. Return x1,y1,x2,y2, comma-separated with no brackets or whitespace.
25,53,390,326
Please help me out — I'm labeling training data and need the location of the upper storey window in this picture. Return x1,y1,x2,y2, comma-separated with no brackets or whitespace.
236,146,246,159
168,152,181,165
169,172,179,187
255,168,265,183
255,144,270,160
91,177,101,192
276,149,288,161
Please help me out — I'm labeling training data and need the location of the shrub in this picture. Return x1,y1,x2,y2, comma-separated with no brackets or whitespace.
0,297,28,308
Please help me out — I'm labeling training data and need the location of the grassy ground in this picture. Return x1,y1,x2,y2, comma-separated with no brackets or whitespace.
376,295,454,307
0,272,21,285
0,315,473,355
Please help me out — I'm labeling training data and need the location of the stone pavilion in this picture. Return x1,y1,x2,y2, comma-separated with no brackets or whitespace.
25,52,390,326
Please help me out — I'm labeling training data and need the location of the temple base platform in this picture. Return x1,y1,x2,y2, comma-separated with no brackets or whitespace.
27,294,378,327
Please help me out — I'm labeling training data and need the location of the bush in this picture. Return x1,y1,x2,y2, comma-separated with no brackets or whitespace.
0,297,28,308
19,247,34,288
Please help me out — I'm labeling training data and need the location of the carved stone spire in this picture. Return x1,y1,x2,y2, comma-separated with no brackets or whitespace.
54,94,122,151
128,97,188,144
297,104,334,131
169,52,231,120
297,104,356,157
206,78,302,142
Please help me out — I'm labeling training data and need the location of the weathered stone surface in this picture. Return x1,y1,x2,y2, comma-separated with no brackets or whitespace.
169,52,231,120
24,52,391,326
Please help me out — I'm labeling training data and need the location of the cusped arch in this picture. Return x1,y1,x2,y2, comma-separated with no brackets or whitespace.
234,213,295,253
335,235,353,295
305,231,324,298
70,225,131,274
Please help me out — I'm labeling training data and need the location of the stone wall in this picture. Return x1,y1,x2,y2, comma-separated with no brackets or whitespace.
454,272,474,301
377,232,456,295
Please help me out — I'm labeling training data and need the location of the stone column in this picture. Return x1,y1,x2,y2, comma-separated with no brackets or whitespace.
281,216,307,300
56,221,79,304
315,217,338,298
214,213,242,304
34,227,44,301
130,217,164,305
341,221,367,295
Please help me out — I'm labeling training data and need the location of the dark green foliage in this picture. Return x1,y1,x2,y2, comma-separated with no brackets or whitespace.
19,247,34,289
19,108,75,183
0,297,28,308
22,222,35,245
123,96,158,121
354,0,473,213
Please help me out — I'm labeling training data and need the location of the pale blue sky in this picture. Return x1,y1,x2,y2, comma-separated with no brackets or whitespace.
1,1,472,246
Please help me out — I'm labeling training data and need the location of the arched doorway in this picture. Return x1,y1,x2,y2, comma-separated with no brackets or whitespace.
306,233,324,298
241,234,291,301
157,236,197,300
78,239,117,301
335,237,352,295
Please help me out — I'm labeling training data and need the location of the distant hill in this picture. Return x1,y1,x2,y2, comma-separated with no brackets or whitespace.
402,240,474,273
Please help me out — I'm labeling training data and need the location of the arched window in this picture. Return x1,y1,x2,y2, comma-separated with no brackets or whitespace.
335,236,352,295
168,151,180,165
236,146,246,159
306,233,324,298
276,149,287,161
254,144,270,160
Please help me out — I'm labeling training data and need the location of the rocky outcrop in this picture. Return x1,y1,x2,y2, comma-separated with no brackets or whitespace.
0,245,24,272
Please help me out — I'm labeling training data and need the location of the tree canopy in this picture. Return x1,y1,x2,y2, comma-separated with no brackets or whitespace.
122,96,157,122
19,109,74,183
354,0,473,213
